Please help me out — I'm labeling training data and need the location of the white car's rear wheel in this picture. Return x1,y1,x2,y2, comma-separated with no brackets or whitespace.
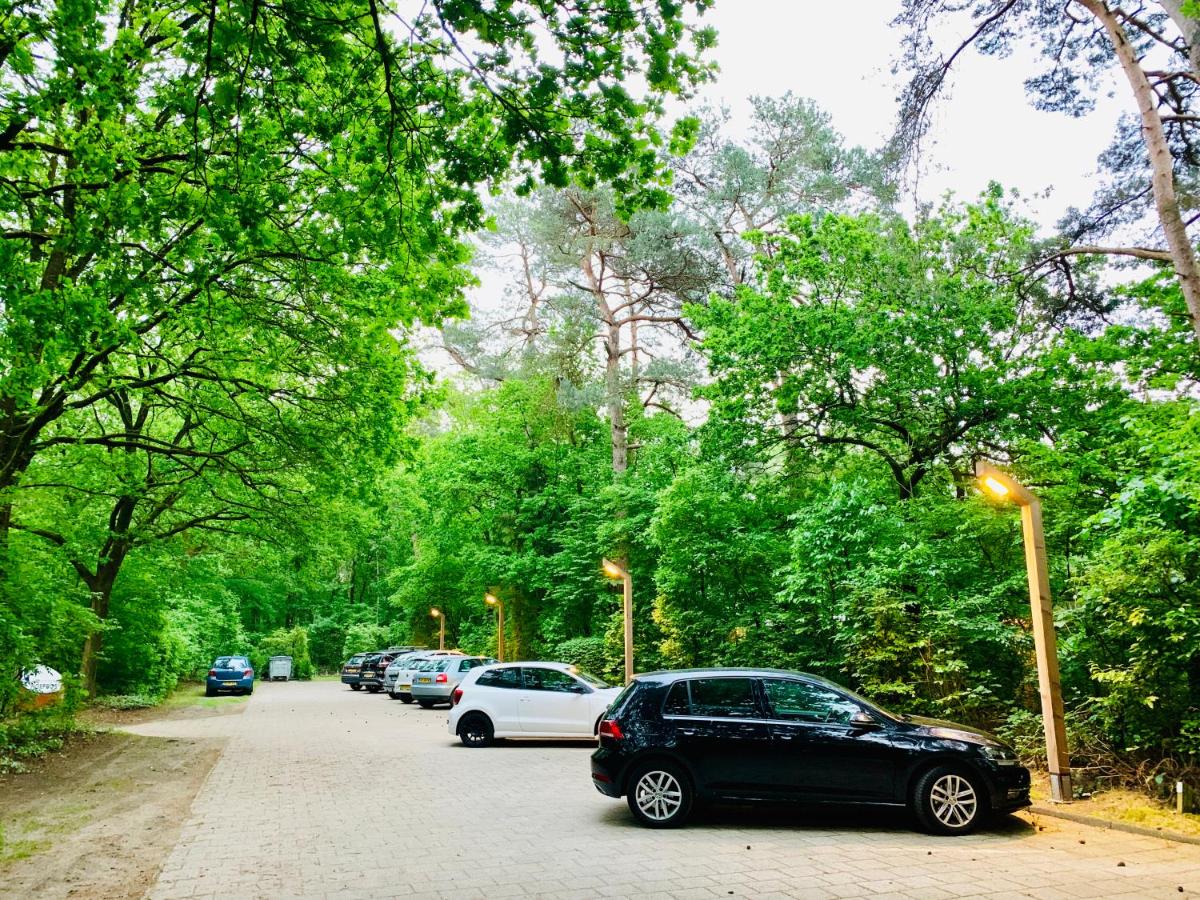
458,713,494,747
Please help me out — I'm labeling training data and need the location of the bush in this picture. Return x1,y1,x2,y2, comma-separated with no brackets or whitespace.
253,627,314,680
554,636,608,674
0,705,82,774
93,693,158,710
341,623,390,661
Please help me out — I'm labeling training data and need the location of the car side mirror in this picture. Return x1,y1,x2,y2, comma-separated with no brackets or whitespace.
569,683,591,694
851,711,880,729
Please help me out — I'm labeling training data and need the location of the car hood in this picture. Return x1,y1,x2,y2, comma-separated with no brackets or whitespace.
905,715,1005,748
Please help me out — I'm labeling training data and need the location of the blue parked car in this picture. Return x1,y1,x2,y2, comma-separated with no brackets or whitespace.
206,656,254,697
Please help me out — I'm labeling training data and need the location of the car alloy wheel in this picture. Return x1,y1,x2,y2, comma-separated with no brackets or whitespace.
459,713,494,747
627,762,692,828
930,774,977,828
914,765,984,835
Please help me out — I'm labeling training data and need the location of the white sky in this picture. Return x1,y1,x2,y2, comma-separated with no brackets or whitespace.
430,0,1134,374
688,0,1126,226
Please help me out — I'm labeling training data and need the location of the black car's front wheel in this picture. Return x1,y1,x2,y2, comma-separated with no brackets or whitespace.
912,765,985,835
458,713,494,747
626,761,693,828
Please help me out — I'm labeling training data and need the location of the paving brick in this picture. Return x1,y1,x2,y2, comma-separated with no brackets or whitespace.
130,681,1200,899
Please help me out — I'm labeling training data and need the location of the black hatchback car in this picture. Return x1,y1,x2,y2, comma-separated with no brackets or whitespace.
591,668,1030,834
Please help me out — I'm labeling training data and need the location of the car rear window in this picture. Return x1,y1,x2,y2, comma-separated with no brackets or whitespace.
663,681,690,715
476,667,521,689
683,678,759,718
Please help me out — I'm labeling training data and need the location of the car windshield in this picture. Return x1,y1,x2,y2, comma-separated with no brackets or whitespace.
569,668,609,688
347,656,364,665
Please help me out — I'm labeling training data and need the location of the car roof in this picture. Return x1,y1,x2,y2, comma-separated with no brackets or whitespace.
474,661,578,671
633,667,837,686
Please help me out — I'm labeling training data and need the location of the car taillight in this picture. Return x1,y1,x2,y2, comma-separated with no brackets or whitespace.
435,673,448,683
208,669,216,677
452,688,463,706
244,669,253,677
599,719,624,740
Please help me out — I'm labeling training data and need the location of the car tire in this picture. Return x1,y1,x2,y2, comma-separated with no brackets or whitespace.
350,684,361,691
388,691,400,700
366,686,380,693
458,713,494,747
400,693,414,704
626,761,694,829
417,698,435,709
205,687,216,697
912,764,986,835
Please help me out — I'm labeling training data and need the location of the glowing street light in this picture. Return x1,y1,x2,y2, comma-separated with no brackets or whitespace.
430,607,445,651
976,460,1072,802
602,558,634,684
484,593,505,662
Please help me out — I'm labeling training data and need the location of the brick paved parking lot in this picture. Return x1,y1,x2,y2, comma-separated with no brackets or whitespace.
125,681,1200,900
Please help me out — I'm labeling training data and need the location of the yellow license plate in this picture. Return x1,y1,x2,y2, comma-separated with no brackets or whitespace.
346,668,358,673
223,681,236,686
400,684,410,690
417,677,431,683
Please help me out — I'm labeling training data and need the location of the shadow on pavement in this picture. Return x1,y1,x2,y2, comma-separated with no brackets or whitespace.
595,798,1035,838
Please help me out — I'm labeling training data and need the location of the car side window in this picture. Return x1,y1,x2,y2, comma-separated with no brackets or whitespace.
687,678,759,718
762,679,861,725
523,668,578,692
477,667,521,689
663,681,690,715
460,659,480,672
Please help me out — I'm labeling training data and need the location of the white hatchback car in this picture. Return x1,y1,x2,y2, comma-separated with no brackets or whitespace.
448,661,622,747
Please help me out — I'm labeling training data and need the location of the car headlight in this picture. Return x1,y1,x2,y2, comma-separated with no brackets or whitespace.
978,744,1021,766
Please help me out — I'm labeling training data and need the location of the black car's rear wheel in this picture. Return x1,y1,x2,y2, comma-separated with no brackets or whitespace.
626,761,693,828
349,684,361,691
458,713,494,747
912,765,985,835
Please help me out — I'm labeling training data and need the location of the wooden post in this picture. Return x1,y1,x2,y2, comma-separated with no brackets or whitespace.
1021,500,1072,802
439,614,445,650
623,569,634,685
496,602,505,662
976,461,1072,802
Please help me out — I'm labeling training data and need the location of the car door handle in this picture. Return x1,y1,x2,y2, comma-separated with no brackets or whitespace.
678,728,697,736
776,733,795,741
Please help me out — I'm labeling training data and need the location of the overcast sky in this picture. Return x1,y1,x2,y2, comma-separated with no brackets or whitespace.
436,1,1133,370
686,1,1126,227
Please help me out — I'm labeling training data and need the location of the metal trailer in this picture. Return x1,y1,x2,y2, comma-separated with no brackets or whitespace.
268,656,293,681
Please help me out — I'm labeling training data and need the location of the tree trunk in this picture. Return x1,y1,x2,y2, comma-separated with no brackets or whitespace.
1155,0,1200,76
1079,0,1200,343
604,320,628,475
80,559,123,698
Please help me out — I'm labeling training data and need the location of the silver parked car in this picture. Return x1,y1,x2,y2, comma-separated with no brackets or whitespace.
390,651,464,702
383,651,428,697
410,655,496,708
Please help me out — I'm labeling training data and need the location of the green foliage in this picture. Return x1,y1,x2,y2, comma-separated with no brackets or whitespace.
554,637,609,675
341,624,392,661
255,628,314,680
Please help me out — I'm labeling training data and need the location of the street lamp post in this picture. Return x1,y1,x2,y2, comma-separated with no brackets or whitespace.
602,558,634,684
484,593,504,661
976,460,1072,802
430,607,445,651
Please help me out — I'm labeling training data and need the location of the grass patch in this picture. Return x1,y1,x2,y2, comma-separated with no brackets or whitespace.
1031,776,1200,838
